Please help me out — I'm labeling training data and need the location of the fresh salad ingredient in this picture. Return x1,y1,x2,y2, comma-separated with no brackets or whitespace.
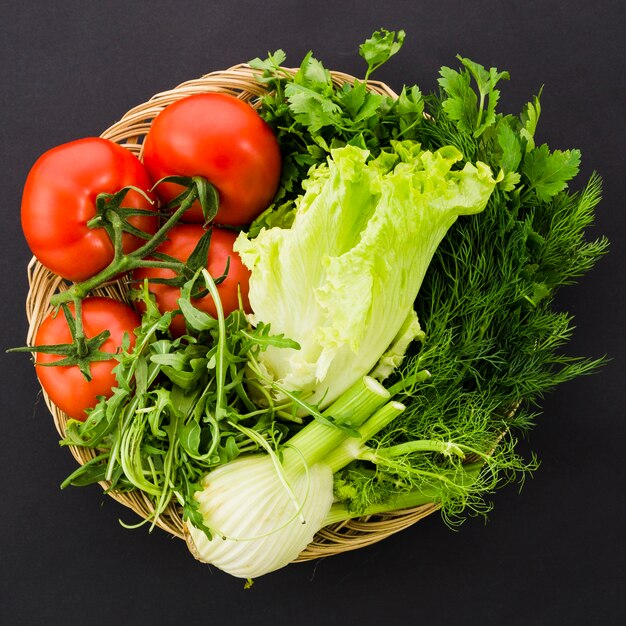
16,28,607,580
235,142,499,408
182,36,607,577
248,29,422,221
142,93,282,226
60,272,301,530
133,224,252,336
45,174,223,313
189,452,333,577
21,137,157,282
187,376,394,577
33,297,140,420
19,93,279,423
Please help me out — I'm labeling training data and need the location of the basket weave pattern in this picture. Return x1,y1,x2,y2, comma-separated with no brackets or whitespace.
25,65,439,562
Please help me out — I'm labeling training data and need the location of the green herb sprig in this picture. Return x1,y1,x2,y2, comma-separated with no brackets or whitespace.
248,28,424,227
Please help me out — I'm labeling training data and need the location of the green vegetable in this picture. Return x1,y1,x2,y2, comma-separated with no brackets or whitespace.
248,29,425,213
186,34,606,577
234,141,499,408
187,376,394,577
61,275,303,534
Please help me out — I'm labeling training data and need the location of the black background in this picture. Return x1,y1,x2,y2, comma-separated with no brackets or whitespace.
1,2,624,624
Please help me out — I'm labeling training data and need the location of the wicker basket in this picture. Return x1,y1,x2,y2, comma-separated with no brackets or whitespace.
24,65,440,563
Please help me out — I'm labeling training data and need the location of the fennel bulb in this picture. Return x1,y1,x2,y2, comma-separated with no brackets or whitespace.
186,376,405,578
187,454,334,578
234,141,499,408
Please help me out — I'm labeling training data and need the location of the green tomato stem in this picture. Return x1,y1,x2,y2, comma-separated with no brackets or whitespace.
110,211,126,261
71,297,88,358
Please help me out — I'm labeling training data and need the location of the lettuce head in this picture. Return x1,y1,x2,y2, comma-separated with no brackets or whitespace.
234,141,499,408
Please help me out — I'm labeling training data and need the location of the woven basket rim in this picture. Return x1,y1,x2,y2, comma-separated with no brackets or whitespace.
24,63,441,564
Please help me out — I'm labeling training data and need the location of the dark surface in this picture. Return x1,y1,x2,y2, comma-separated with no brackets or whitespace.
1,2,624,624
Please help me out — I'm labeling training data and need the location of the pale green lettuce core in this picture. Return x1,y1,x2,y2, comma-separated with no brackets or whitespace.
234,141,499,408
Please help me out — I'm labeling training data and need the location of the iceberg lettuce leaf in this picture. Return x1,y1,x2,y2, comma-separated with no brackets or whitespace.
234,142,499,407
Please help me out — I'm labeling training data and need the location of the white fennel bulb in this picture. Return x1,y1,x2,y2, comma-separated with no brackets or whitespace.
186,453,334,578
185,377,404,578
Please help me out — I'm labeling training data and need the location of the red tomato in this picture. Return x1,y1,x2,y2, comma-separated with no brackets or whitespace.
34,298,140,421
21,137,157,282
133,224,251,336
142,93,281,226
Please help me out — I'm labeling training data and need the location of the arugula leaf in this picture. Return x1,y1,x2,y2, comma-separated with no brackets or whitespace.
522,144,581,201
180,472,213,539
59,278,304,535
239,322,301,354
179,419,202,456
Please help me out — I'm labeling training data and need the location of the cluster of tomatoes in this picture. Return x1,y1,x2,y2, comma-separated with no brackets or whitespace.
21,92,282,420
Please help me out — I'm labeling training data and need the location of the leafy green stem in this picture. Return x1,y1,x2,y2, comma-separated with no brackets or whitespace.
201,269,227,421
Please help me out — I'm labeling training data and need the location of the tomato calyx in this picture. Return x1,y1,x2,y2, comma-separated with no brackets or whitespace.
87,185,157,248
159,175,220,226
139,228,231,300
9,302,116,381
